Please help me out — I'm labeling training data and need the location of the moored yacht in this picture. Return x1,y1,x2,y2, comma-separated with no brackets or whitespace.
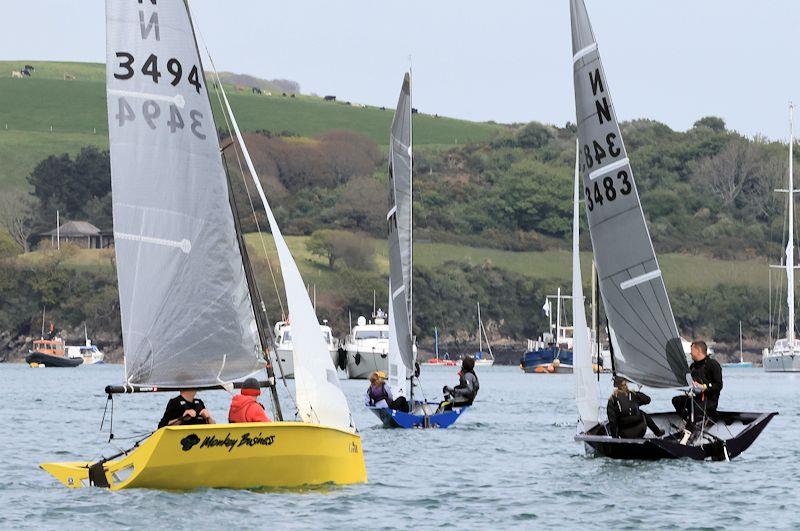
345,312,390,379
764,104,800,371
273,320,343,378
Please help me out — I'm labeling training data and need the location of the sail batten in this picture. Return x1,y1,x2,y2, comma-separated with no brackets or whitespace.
107,0,264,387
570,0,689,388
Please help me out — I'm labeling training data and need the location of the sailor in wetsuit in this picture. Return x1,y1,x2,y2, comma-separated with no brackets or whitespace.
440,356,480,411
607,377,664,438
158,389,215,428
672,340,723,422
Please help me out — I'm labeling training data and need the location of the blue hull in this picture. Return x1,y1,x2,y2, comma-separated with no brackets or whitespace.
367,403,468,429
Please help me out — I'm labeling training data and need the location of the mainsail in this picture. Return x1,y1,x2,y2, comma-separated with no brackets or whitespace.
387,73,415,394
572,141,599,429
570,0,689,388
106,0,263,387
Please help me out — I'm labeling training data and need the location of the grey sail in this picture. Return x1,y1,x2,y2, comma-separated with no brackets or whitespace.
390,73,413,324
107,0,263,387
388,73,415,373
570,0,688,388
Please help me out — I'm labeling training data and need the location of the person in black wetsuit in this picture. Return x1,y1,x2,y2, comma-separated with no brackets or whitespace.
672,340,723,422
440,356,480,411
607,377,664,438
158,389,215,428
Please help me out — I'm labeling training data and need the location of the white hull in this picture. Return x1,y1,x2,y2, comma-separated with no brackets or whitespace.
275,347,294,379
763,353,800,372
346,347,389,379
473,359,494,367
275,347,343,379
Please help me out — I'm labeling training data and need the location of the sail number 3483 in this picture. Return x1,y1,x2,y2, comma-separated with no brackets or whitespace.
582,132,631,211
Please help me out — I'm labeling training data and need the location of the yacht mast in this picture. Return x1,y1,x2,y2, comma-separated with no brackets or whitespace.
788,103,795,347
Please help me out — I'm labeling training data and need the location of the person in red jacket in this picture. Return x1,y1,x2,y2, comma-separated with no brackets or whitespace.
228,378,272,423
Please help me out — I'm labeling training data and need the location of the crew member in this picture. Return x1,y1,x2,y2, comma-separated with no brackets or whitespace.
672,341,723,421
365,371,410,412
607,377,664,438
441,356,480,410
228,378,272,423
158,389,214,428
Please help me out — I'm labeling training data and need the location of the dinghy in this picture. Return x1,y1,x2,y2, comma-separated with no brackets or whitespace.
41,0,365,489
570,0,775,460
366,73,467,429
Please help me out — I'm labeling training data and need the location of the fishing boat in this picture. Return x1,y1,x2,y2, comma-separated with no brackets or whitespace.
273,320,344,378
521,289,573,373
366,73,466,429
764,105,800,372
64,324,105,365
725,321,752,369
570,0,774,460
41,0,365,489
473,303,495,367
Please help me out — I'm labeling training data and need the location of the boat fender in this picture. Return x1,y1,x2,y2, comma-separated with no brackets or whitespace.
337,347,347,370
414,362,420,378
88,461,110,488
354,352,361,365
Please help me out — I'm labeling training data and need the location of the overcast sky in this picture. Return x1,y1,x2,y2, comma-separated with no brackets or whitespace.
1,1,798,140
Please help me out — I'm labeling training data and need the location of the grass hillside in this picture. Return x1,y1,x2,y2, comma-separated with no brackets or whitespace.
16,234,768,292
0,60,504,191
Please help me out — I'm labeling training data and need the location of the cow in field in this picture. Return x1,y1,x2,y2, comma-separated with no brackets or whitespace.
63,73,76,81
11,71,23,78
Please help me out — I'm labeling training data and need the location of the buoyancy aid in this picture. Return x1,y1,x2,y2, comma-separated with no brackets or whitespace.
367,383,390,405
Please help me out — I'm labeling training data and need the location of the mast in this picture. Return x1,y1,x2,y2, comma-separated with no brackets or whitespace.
185,1,283,416
223,150,283,420
556,287,562,345
409,71,414,333
477,302,482,353
739,320,744,364
788,103,795,348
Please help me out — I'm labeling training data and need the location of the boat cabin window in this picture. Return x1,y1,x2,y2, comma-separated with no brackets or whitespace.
282,331,291,343
355,330,388,340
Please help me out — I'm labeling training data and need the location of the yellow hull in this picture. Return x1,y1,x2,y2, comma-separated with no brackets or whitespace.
41,422,367,490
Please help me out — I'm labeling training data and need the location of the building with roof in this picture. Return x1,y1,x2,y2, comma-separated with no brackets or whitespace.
40,221,113,249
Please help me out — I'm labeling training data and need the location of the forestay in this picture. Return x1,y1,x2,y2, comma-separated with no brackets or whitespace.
572,142,599,429
106,0,263,387
570,0,688,388
218,73,355,433
387,73,415,395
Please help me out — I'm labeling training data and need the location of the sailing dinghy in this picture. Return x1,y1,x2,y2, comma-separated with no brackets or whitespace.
366,73,467,429
570,0,775,460
41,0,366,489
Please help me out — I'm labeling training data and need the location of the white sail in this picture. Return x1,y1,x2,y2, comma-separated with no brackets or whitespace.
106,0,263,387
572,141,599,429
387,282,408,398
217,57,353,433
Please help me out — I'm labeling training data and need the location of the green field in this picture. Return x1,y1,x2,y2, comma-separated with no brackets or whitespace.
20,234,766,292
0,61,504,191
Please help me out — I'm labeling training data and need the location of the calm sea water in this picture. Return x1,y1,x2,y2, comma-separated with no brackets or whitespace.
0,363,797,530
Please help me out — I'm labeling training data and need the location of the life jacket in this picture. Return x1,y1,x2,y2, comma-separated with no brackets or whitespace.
228,393,271,423
367,383,389,405
612,392,643,428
